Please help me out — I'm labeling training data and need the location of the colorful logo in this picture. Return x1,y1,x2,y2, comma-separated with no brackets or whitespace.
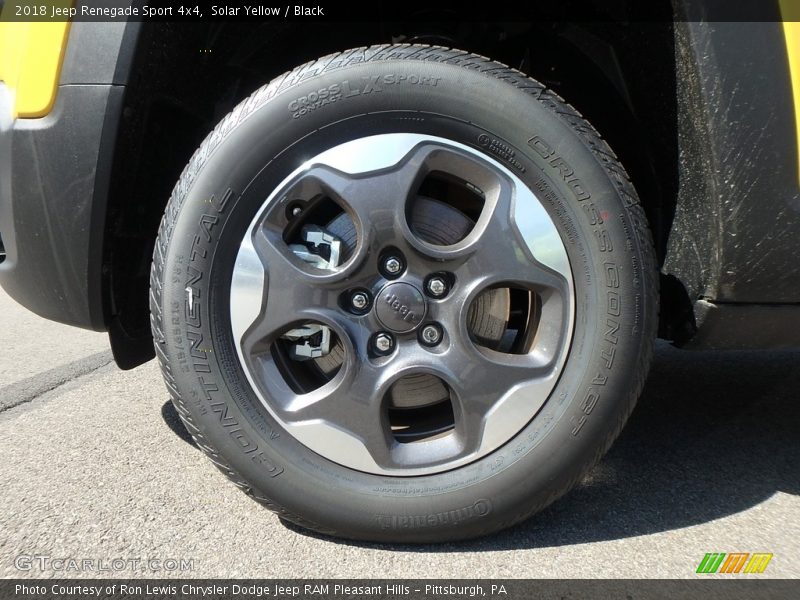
696,553,773,574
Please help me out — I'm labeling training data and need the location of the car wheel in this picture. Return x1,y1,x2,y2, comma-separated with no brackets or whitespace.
150,45,657,542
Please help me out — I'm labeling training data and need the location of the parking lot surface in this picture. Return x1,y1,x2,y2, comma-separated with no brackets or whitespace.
1,290,797,578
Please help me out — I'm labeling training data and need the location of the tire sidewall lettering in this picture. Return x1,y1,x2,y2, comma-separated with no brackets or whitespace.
158,53,655,539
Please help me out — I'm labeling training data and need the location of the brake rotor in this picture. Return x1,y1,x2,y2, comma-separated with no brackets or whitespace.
313,197,510,408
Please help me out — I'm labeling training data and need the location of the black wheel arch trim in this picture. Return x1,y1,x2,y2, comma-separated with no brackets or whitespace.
0,23,141,336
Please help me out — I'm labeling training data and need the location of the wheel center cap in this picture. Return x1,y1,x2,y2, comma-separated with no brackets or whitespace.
375,282,426,333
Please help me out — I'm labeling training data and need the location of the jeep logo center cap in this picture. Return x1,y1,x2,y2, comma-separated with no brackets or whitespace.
376,283,426,333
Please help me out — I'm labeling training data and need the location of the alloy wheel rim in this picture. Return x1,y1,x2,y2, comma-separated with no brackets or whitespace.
230,133,575,476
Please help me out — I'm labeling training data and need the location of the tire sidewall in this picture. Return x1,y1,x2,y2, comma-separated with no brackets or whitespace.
158,54,653,541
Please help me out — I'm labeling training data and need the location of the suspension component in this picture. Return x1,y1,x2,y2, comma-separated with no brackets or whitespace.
288,225,342,271
282,225,342,359
282,323,332,360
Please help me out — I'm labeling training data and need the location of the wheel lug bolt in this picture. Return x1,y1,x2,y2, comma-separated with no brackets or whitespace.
420,324,443,346
426,277,448,298
291,206,303,216
351,292,369,311
383,256,402,275
374,333,394,354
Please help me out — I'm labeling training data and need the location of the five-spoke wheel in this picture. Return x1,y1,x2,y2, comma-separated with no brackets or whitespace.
231,134,574,475
153,46,656,542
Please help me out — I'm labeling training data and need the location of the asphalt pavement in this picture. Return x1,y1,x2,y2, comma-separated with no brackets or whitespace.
0,289,797,578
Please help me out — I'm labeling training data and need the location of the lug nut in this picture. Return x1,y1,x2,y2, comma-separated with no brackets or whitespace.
351,292,369,311
426,276,448,298
291,206,303,217
374,333,394,354
383,256,402,275
420,324,442,346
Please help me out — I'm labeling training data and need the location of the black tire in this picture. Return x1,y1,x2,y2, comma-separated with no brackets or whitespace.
150,45,657,542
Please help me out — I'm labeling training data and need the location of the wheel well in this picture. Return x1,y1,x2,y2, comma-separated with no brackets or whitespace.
104,13,680,368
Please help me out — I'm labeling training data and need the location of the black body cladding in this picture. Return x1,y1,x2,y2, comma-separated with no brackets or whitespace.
0,5,798,369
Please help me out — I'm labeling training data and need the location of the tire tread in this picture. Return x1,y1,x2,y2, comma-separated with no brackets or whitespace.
150,44,658,540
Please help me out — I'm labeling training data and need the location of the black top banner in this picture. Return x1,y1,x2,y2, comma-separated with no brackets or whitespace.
0,0,796,22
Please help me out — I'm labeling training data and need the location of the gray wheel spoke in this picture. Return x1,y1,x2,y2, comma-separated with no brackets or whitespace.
456,187,570,295
435,332,555,456
252,223,341,285
279,359,394,468
300,162,418,216
302,145,442,256
239,297,343,358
